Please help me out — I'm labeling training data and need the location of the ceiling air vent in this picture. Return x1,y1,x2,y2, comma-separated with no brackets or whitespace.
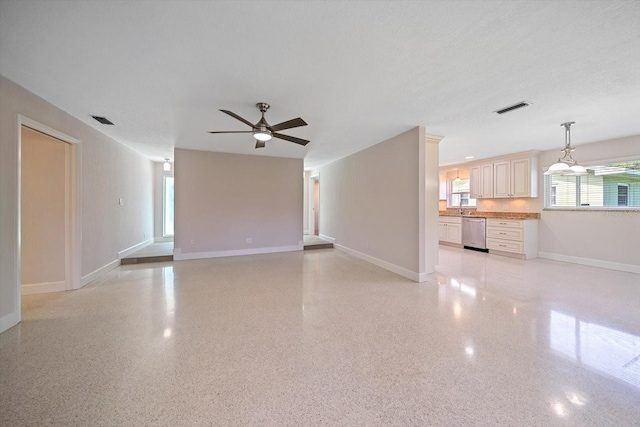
494,101,530,115
91,115,114,125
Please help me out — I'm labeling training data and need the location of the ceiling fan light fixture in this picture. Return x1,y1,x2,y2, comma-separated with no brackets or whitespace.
253,131,272,141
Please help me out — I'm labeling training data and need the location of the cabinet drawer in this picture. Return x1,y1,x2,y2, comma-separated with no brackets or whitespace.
439,216,462,224
487,218,522,228
487,238,523,254
487,227,523,241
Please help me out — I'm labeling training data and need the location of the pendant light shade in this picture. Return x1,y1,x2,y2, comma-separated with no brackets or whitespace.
163,159,171,172
543,122,588,176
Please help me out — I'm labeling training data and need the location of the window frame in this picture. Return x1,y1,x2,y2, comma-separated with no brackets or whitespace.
447,177,476,208
543,156,640,211
617,183,629,207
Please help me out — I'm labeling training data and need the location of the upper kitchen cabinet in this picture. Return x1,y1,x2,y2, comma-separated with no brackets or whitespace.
470,163,494,199
493,156,538,198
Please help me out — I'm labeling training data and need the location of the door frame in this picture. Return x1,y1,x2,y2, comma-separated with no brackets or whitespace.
17,115,81,309
310,173,320,236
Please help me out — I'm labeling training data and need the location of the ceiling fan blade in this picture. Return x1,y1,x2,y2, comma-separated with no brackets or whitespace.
219,110,255,128
273,133,310,146
207,131,254,134
255,140,266,149
269,117,307,132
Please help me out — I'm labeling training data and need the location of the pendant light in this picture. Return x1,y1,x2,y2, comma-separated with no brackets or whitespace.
454,169,462,182
163,158,171,172
544,122,588,176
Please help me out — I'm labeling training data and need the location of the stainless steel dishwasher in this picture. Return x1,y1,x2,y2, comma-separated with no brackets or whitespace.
462,217,488,251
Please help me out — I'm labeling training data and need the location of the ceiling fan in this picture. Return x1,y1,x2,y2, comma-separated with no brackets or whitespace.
208,102,309,149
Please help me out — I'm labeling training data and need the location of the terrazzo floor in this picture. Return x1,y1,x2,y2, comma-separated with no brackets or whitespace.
1,247,639,425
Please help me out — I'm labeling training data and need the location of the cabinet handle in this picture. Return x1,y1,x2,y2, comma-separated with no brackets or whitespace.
499,244,507,247
499,232,507,235
499,222,507,225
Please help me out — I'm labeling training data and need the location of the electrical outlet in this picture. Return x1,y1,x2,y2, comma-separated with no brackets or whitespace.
143,232,146,238
525,204,530,210
190,239,195,245
246,238,253,244
502,204,509,210
119,197,124,206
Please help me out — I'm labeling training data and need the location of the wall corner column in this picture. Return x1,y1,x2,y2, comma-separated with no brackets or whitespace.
419,131,444,280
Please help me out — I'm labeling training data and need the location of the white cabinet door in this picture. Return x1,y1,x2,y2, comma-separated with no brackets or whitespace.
438,222,448,241
471,163,494,199
480,163,494,198
447,223,462,244
494,161,511,198
511,158,531,198
470,166,481,199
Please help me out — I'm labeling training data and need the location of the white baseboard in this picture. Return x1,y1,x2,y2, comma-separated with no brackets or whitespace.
174,244,303,261
21,281,66,295
319,234,336,243
0,310,20,334
333,243,425,282
303,229,310,235
154,236,174,243
538,251,640,274
117,238,154,259
81,259,121,287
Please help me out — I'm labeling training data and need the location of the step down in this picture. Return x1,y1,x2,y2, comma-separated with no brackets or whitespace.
304,243,334,250
121,255,173,265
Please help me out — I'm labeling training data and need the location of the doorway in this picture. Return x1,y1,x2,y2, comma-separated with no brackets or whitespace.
17,116,80,302
20,127,69,294
313,176,320,236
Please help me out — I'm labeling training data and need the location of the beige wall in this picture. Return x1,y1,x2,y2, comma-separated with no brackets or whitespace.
0,75,154,333
315,127,439,280
20,127,67,286
537,135,640,269
174,149,303,258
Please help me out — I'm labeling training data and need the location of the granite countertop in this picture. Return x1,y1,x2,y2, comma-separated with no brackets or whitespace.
439,211,540,219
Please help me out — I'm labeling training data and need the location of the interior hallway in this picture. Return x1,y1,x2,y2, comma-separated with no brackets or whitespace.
1,247,638,425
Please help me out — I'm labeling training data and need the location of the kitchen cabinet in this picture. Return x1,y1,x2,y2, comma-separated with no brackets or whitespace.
493,157,538,198
439,216,462,245
486,218,538,259
470,163,493,199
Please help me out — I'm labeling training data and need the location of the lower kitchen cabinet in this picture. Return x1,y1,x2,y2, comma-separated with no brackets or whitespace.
439,216,462,245
486,218,538,259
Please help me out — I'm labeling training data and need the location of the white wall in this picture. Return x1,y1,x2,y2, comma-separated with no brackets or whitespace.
0,75,154,333
173,149,303,259
537,135,640,271
315,127,440,281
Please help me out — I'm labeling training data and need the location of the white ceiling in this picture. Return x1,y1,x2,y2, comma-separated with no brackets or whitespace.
1,1,639,169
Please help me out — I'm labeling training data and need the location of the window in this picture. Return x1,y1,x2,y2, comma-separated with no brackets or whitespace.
545,160,640,209
618,184,629,206
448,178,476,207
163,176,174,236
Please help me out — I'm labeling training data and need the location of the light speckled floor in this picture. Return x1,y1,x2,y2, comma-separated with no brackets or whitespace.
1,247,639,425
